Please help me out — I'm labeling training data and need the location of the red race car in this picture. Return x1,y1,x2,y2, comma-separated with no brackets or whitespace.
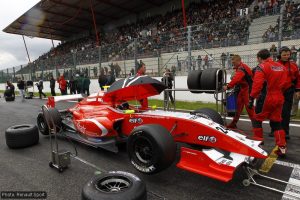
37,75,267,182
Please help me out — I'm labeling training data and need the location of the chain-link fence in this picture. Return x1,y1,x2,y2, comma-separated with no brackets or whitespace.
1,1,300,86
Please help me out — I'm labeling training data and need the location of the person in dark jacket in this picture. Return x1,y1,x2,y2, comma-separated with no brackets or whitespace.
36,78,47,99
17,77,25,100
50,75,56,96
98,68,107,91
5,81,15,99
76,74,84,94
161,68,174,104
83,75,91,96
106,71,116,85
270,46,300,139
68,76,77,94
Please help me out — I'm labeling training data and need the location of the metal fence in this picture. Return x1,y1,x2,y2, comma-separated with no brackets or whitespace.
1,2,300,84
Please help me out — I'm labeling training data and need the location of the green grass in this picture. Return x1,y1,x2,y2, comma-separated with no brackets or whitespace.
147,99,219,111
0,90,59,97
1,90,300,119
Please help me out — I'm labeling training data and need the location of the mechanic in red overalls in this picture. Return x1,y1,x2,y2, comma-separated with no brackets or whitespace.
223,55,254,128
269,46,300,139
249,49,288,156
136,61,148,110
57,75,67,95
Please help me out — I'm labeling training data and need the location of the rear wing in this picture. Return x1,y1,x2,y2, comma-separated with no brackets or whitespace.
47,94,84,107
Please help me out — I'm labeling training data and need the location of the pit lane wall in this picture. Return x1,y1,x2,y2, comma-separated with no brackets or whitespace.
0,75,224,103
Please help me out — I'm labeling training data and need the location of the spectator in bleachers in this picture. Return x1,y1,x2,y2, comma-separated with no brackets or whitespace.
270,44,278,60
290,45,299,62
197,55,202,70
221,53,227,68
203,55,209,69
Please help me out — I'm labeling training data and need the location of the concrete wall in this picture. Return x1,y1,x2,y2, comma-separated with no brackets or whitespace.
0,75,231,103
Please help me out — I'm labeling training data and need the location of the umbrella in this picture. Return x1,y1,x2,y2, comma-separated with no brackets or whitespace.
103,75,167,102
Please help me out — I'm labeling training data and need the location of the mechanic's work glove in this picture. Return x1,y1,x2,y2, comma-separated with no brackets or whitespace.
248,97,254,109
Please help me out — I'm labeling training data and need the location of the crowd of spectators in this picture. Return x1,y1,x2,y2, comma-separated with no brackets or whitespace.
263,1,300,42
252,0,282,18
16,0,254,74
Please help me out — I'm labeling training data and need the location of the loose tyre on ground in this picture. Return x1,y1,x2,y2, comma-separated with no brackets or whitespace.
4,89,15,102
5,96,15,102
192,108,224,125
200,68,224,93
187,70,202,93
127,124,176,175
5,124,39,148
82,171,147,200
37,108,62,135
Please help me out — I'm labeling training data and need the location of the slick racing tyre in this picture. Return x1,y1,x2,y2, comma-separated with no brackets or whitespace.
5,96,15,102
193,108,224,125
81,171,147,200
5,124,39,149
200,68,224,93
127,124,176,175
37,108,62,135
187,70,202,93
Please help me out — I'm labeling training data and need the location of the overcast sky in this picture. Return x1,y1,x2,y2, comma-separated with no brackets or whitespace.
0,0,59,70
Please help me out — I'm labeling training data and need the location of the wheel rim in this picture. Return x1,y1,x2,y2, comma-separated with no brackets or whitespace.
38,116,46,131
133,136,153,165
96,176,131,193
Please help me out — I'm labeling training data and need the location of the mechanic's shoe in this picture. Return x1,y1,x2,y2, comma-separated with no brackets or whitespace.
275,146,287,157
268,131,274,137
285,135,290,140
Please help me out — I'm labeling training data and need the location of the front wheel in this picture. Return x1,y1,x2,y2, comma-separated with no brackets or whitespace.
193,108,224,125
127,124,176,174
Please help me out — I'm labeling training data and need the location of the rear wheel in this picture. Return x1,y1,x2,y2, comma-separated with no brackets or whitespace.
127,124,176,174
37,108,62,135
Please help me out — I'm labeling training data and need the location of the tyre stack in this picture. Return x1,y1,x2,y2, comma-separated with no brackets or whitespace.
187,68,224,93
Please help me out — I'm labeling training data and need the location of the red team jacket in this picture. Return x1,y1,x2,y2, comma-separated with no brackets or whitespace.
277,60,300,91
250,58,289,122
227,62,253,91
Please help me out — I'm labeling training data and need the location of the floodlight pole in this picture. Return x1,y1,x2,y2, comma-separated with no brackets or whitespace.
90,0,100,46
181,0,187,28
22,35,31,63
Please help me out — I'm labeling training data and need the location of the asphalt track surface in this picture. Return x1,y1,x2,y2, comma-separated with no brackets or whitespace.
0,97,300,200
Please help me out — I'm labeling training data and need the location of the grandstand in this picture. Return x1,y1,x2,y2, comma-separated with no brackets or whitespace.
2,0,300,82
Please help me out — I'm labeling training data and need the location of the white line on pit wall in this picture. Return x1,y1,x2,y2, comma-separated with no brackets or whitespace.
275,161,300,200
226,117,300,128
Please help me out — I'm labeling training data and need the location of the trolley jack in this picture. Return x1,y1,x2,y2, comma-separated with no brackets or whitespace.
243,166,300,199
